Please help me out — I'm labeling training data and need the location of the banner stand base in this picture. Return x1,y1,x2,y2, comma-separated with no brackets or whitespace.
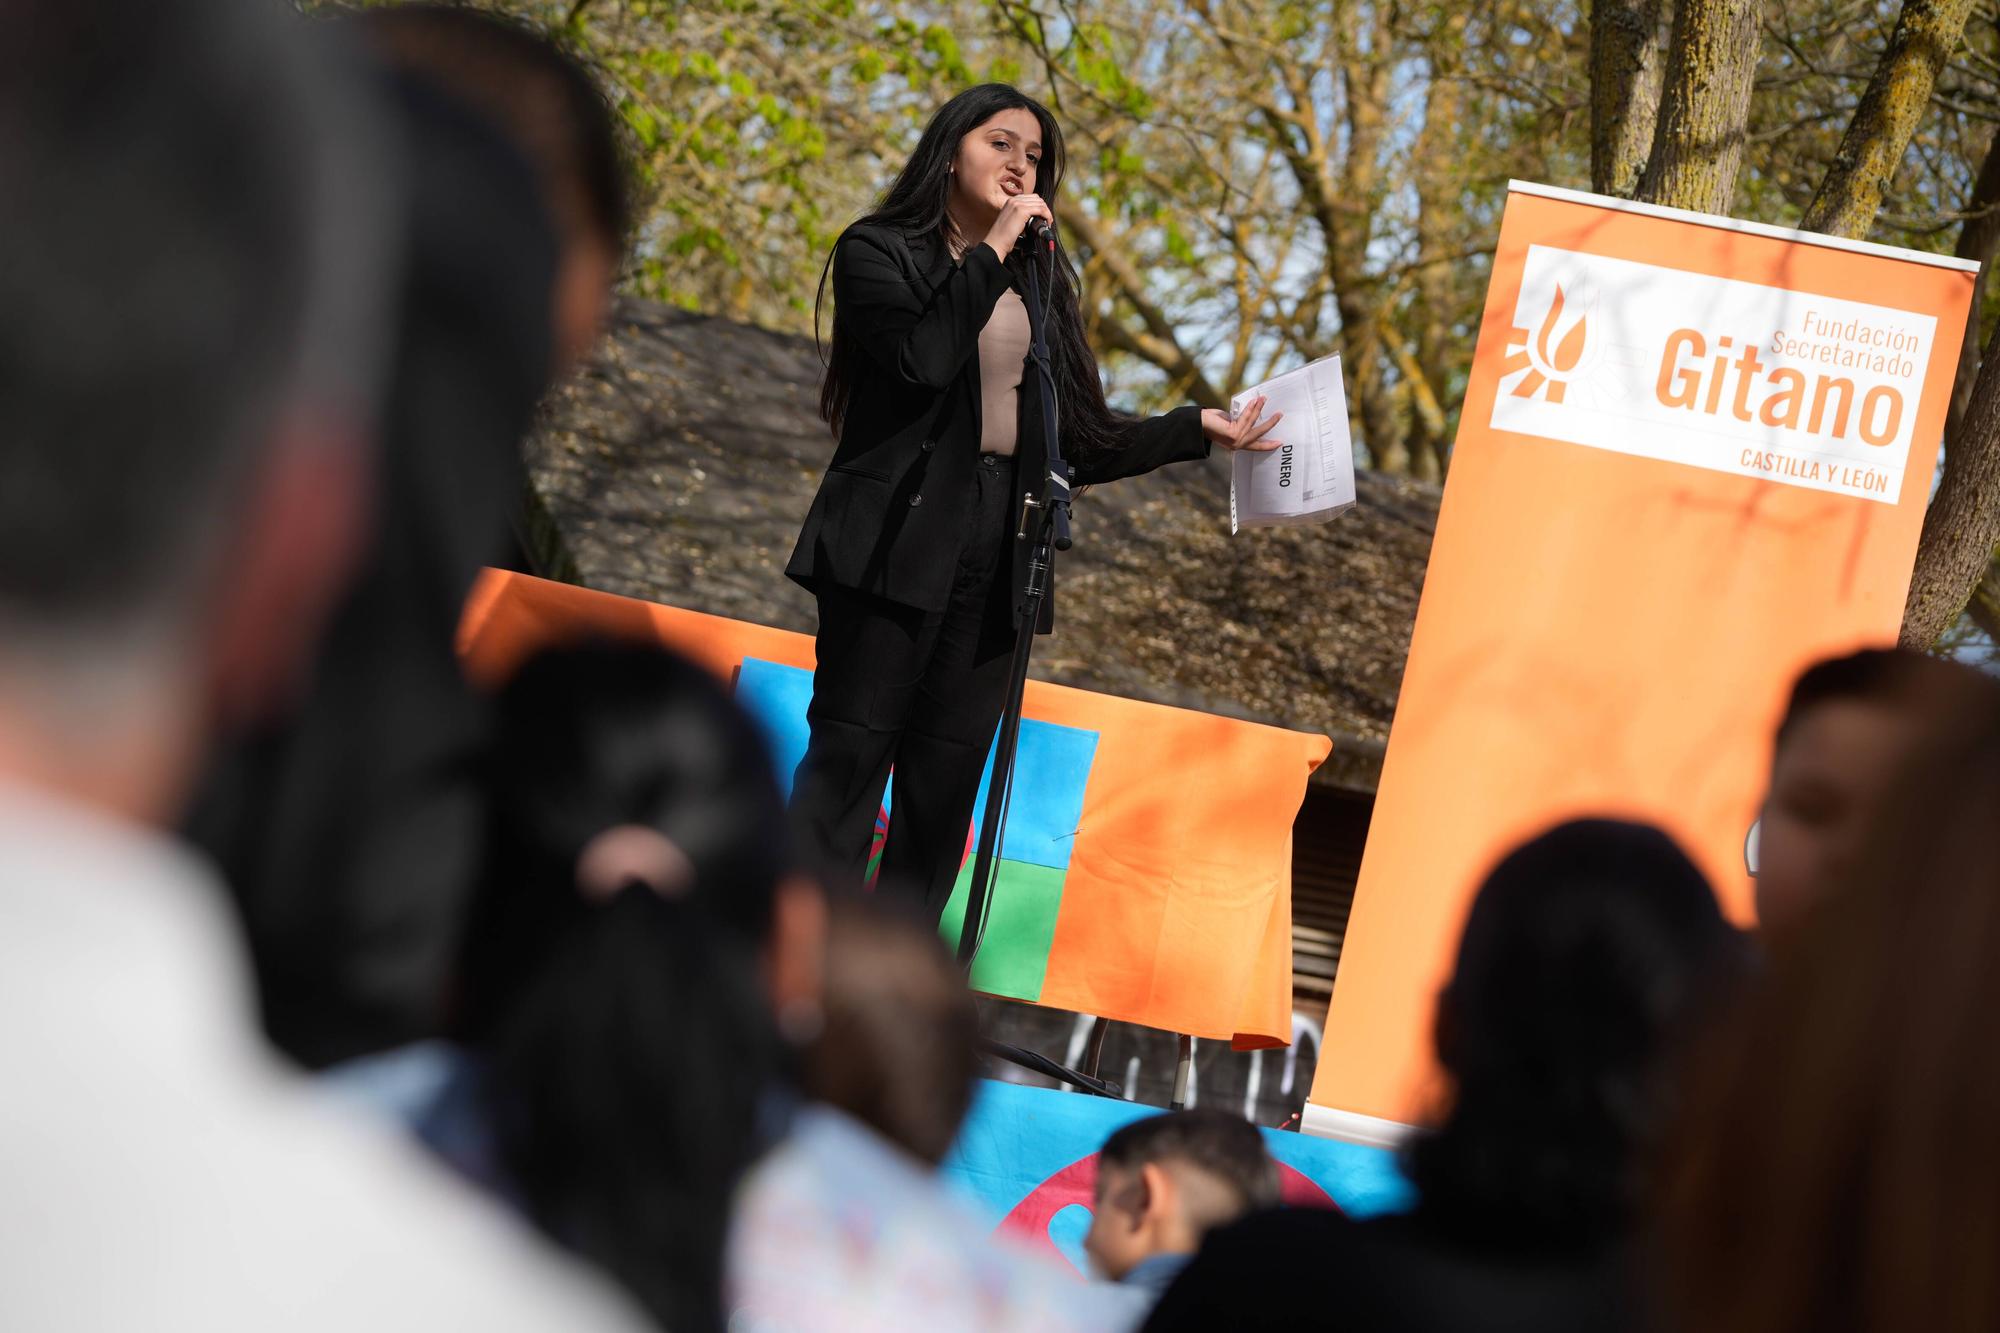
1300,1102,1416,1149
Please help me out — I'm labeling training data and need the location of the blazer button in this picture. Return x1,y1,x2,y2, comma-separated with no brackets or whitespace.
920,439,935,453
909,492,923,507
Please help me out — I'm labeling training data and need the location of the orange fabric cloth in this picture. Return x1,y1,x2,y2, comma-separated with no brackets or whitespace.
458,570,1329,1047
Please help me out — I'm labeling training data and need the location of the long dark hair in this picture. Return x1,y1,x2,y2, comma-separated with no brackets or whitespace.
457,642,791,1333
1408,819,1743,1247
1658,671,2000,1333
816,83,1127,465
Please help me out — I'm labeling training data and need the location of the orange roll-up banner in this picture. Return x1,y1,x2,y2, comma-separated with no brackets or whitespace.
1305,182,1976,1142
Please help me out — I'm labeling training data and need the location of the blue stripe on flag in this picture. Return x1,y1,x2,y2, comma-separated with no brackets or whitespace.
736,658,1097,871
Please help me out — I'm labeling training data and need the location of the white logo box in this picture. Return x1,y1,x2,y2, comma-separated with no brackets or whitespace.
1491,244,1939,505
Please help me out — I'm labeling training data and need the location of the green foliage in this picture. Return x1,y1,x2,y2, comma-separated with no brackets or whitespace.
359,0,2000,475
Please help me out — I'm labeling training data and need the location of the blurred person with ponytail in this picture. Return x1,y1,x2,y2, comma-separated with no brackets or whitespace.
328,642,818,1332
331,641,1129,1331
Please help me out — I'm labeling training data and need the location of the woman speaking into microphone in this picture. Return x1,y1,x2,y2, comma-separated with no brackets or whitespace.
784,83,1281,921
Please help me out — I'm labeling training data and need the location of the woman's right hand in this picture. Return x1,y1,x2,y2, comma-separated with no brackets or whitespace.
983,193,1052,262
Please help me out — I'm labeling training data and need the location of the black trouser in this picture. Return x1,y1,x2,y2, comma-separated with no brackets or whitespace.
792,452,1021,920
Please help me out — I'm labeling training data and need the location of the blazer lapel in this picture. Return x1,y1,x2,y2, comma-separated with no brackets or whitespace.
906,228,954,290
905,227,982,435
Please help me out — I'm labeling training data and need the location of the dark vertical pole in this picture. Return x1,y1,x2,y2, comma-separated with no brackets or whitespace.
956,235,1067,967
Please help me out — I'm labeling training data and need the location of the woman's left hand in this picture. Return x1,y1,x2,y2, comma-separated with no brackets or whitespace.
1201,397,1282,452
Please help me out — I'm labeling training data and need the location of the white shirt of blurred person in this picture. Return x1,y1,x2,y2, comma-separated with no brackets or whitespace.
723,884,1132,1331
727,1102,1145,1333
0,791,645,1331
0,1,641,1328
1752,649,1976,936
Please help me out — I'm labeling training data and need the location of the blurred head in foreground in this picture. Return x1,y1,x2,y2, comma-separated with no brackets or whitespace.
1660,674,2000,1333
177,3,597,1070
350,3,629,373
0,7,648,1331
462,641,825,1333
1754,646,1999,934
0,0,395,821
799,890,979,1167
1085,1108,1280,1284
1413,819,1742,1249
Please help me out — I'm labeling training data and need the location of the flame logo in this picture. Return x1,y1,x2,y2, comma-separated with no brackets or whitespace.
1505,281,1592,403
1537,287,1589,373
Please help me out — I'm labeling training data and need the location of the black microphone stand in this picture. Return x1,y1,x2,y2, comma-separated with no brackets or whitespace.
955,223,1120,1099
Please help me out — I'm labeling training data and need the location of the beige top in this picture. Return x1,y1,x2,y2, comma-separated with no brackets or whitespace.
949,231,1031,457
977,288,1030,457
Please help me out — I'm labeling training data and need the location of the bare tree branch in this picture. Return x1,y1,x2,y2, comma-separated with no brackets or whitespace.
1800,0,1979,237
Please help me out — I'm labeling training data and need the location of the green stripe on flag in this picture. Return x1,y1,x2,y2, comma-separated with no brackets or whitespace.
937,859,1067,1001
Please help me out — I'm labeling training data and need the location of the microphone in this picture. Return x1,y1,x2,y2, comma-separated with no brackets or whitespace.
1023,216,1054,253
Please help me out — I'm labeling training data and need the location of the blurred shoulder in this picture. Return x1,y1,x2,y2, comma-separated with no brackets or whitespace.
1143,1208,1365,1331
1202,1205,1359,1270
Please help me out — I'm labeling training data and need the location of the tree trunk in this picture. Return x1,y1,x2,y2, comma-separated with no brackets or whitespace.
1881,1,2000,646
1946,129,2000,447
1968,555,2000,643
1333,277,1404,472
1388,327,1450,482
1408,36,1465,481
1590,0,1669,196
1333,6,1407,473
1798,0,1977,239
1635,0,1763,214
1233,0,1409,471
1903,347,2000,645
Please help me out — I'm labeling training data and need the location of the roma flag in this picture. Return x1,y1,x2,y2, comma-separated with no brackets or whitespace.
459,570,1329,1048
941,1079,1411,1277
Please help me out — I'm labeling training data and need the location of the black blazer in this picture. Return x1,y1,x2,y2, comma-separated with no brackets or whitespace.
785,222,1209,627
